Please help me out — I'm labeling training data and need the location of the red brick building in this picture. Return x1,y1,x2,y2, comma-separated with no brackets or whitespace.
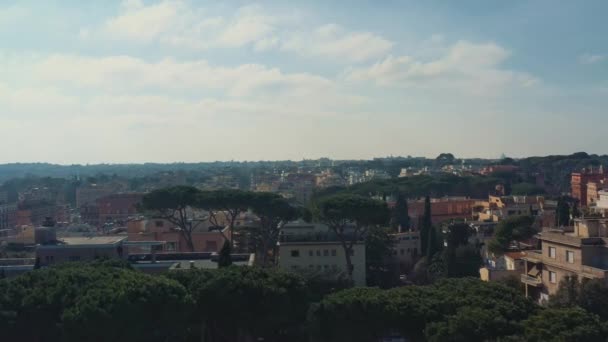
571,167,606,206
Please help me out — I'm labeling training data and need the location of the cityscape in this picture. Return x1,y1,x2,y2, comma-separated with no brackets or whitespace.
2,1,608,341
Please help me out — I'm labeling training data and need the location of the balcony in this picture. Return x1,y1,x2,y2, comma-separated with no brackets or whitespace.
521,274,542,287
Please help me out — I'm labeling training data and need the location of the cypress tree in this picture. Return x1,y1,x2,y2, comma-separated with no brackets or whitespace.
390,193,410,231
421,196,432,256
218,240,233,268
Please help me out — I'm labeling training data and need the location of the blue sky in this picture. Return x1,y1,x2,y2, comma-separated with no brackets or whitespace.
1,0,607,164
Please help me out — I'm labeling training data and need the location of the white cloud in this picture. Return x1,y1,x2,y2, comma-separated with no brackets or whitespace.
103,0,184,42
281,24,393,62
85,1,392,63
347,40,538,95
579,53,606,65
16,54,332,97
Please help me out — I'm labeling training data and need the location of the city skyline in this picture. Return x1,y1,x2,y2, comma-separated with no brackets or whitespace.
1,0,607,164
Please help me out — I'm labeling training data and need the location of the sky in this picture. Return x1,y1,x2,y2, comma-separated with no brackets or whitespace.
1,0,607,164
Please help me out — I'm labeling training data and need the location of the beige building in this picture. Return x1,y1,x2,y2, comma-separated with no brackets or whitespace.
278,240,366,286
278,220,366,286
521,218,608,302
391,231,420,268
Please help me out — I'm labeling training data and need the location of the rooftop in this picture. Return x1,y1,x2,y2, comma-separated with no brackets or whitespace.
59,236,126,246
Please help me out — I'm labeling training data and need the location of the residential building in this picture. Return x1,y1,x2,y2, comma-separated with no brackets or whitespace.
278,221,366,286
391,231,421,269
521,218,608,302
76,185,114,208
36,236,127,267
571,166,606,206
480,251,526,282
81,193,143,228
126,218,228,253
594,190,608,217
408,197,477,228
16,200,57,226
0,203,17,230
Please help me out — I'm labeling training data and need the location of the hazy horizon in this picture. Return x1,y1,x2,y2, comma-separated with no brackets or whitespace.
2,0,607,164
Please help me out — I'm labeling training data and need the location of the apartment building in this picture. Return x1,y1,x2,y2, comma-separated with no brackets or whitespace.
127,218,228,253
572,167,607,206
0,203,17,230
277,221,366,286
391,231,420,268
521,218,608,302
408,197,477,228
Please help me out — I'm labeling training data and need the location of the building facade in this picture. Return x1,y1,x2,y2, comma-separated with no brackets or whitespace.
571,167,606,206
521,219,608,302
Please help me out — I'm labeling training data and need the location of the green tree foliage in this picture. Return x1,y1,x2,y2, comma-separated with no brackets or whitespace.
421,195,432,256
390,192,410,231
317,194,389,280
445,222,472,249
168,267,309,342
309,278,537,342
365,227,398,288
248,192,297,266
0,263,193,342
487,215,535,255
198,189,255,248
511,182,546,196
141,185,203,251
217,240,232,268
550,276,608,321
556,197,571,227
523,307,608,342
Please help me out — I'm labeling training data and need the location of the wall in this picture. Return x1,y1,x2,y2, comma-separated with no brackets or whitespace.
278,242,366,286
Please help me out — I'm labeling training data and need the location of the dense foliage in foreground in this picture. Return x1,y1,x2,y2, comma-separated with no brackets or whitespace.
1,262,608,342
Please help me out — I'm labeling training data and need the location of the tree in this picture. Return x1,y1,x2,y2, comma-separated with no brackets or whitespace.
170,267,310,342
198,189,255,249
572,201,581,219
445,222,472,249
309,278,537,342
436,153,456,165
556,197,571,227
523,307,607,342
141,186,203,251
365,227,398,288
487,215,535,255
318,194,389,281
217,240,232,268
421,196,432,257
0,263,193,342
390,193,410,231
249,192,297,266
549,275,580,308
550,276,608,321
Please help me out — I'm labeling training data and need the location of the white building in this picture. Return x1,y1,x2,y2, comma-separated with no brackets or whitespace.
278,221,367,286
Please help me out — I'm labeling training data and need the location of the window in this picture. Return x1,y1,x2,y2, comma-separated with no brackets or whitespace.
549,271,557,283
45,255,54,263
165,242,177,251
323,265,329,270
323,250,329,257
291,250,300,257
316,250,321,256
548,247,556,259
155,220,164,227
400,249,405,256
308,250,313,257
566,251,575,263
69,256,80,262
331,249,337,256
205,241,218,251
